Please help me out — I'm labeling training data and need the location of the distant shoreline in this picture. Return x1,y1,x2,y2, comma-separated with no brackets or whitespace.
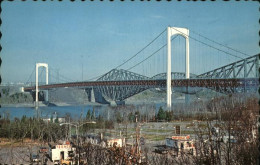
1,103,35,108
1,102,103,108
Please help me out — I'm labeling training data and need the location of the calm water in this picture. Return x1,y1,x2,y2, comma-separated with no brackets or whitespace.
0,103,166,120
0,105,106,120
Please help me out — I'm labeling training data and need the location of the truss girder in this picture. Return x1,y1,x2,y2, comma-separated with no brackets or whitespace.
93,78,258,101
25,78,258,101
198,54,259,79
24,55,259,101
152,72,197,80
95,85,149,101
97,69,150,81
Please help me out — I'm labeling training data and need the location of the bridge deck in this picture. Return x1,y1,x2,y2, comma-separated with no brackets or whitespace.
24,78,258,91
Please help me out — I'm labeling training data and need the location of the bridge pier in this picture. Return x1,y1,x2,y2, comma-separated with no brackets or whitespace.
185,94,190,105
90,88,96,102
85,88,96,103
110,100,125,106
85,88,110,104
45,90,48,102
185,86,190,105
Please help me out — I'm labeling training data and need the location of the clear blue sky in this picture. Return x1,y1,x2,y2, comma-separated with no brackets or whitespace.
1,1,259,83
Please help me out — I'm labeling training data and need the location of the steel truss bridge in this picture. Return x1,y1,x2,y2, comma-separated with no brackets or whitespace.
24,54,259,102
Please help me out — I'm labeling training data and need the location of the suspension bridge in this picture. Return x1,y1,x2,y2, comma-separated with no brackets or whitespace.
22,27,259,108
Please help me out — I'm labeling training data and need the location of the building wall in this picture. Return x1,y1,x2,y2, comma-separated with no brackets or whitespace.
107,138,125,147
51,145,76,161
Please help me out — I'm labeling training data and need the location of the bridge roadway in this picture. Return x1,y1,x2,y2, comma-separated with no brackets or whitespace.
24,78,258,91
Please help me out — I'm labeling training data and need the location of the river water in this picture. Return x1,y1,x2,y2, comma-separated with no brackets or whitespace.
0,105,106,120
0,103,166,120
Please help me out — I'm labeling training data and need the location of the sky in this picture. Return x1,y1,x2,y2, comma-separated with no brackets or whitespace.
1,1,259,83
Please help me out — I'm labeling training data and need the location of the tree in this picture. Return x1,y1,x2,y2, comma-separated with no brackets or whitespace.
91,108,95,120
166,111,174,121
190,96,259,165
54,117,59,123
115,111,123,123
157,107,166,121
86,109,91,120
135,110,140,122
128,112,135,122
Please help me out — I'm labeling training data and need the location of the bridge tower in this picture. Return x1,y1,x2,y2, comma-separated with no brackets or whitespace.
35,63,48,107
167,27,189,109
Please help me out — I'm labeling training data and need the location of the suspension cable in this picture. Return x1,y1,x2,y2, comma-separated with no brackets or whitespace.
127,36,177,71
191,30,250,57
49,67,74,82
86,29,167,81
126,35,178,71
38,68,44,84
170,27,244,60
115,28,166,69
25,68,36,84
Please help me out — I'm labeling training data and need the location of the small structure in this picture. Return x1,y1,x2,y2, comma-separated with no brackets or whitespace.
42,112,66,123
84,134,125,148
107,138,125,148
50,141,76,164
165,135,195,155
42,117,65,123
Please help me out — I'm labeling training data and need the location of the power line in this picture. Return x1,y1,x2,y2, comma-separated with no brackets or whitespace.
191,30,250,57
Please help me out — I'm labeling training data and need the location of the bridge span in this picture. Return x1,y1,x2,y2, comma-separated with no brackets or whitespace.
23,77,258,104
23,24,259,106
24,78,258,91
23,53,259,104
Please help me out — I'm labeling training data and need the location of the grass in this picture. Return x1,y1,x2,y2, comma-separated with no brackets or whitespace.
198,123,208,128
180,130,194,134
143,134,167,141
142,129,171,133
186,123,195,128
0,138,42,147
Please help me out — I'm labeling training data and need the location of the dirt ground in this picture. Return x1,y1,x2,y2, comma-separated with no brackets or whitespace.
0,139,52,164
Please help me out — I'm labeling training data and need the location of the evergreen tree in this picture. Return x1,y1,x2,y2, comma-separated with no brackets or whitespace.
91,107,95,120
54,117,59,123
128,112,135,122
157,106,166,121
86,109,91,120
21,115,27,123
166,110,174,121
115,111,123,123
